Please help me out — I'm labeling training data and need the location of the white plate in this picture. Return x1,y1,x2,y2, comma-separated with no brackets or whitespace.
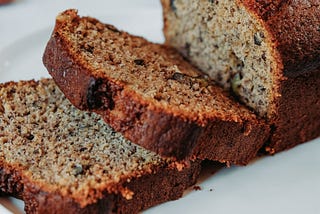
0,1,319,214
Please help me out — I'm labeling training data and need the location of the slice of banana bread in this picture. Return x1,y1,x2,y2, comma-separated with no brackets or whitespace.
43,9,269,165
0,79,201,214
161,0,320,153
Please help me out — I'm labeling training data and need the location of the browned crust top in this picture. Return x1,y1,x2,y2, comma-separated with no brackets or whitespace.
241,0,320,77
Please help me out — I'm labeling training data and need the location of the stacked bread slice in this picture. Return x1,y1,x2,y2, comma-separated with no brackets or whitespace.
43,9,269,166
0,79,201,213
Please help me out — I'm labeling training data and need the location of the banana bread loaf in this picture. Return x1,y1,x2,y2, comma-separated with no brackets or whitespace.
0,79,201,214
161,0,320,153
43,9,269,165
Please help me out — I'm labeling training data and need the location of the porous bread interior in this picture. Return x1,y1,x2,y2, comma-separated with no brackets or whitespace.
0,79,165,205
165,0,277,117
56,10,256,123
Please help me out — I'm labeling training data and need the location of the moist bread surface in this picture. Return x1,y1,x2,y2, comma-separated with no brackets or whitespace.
43,9,269,165
161,0,320,153
0,79,201,213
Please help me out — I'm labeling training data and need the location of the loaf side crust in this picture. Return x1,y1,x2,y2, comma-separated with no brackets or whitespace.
161,0,320,153
266,68,320,153
241,0,320,77
240,0,320,151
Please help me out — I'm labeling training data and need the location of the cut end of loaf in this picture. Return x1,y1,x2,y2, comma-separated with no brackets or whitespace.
163,0,280,118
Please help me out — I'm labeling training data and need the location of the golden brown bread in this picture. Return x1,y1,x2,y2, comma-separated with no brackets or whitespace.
161,0,320,154
43,9,270,165
0,78,201,213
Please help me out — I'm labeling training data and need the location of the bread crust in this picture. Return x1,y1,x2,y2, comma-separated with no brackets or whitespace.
266,68,320,154
161,0,320,154
0,160,201,214
241,0,320,77
240,0,320,151
43,10,270,165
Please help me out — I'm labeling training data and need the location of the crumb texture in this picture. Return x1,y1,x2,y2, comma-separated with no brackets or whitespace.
0,79,166,206
163,0,278,117
43,9,270,165
55,9,256,123
162,0,320,152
